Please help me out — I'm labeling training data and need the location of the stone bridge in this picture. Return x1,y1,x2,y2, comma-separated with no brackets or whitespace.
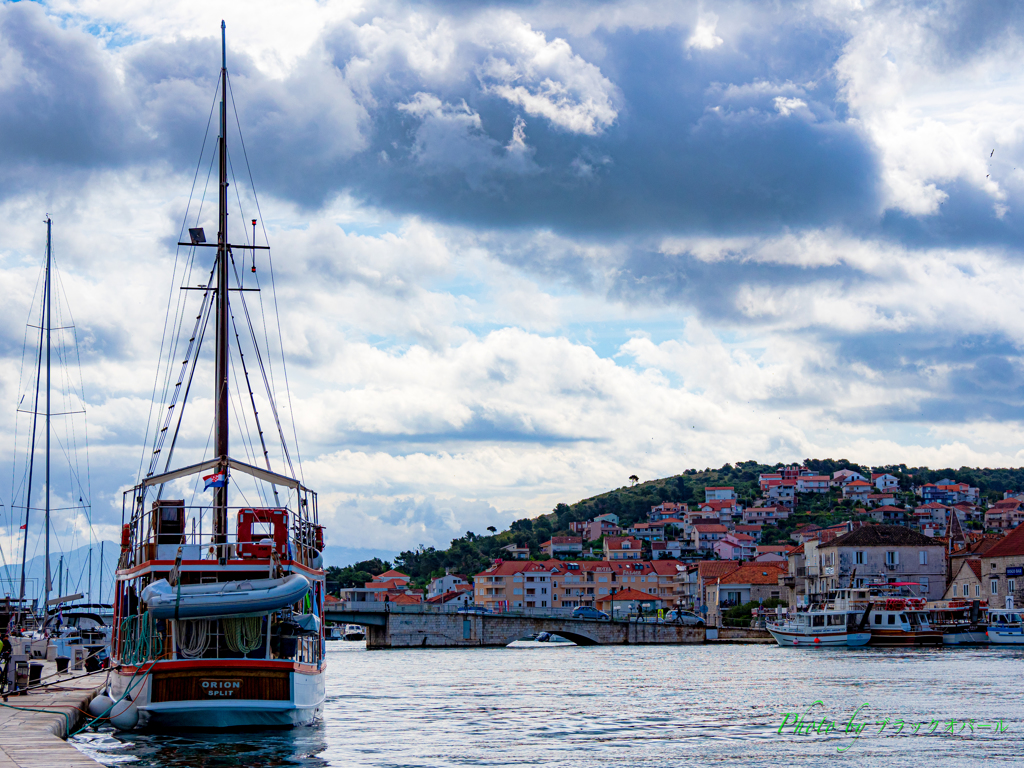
325,604,704,649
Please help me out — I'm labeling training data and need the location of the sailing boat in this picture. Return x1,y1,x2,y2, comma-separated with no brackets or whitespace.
108,22,326,729
5,217,96,635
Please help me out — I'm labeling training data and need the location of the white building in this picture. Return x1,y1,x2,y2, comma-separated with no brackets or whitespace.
704,486,737,502
428,571,470,599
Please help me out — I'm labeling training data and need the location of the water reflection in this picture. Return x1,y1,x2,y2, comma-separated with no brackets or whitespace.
74,642,1024,767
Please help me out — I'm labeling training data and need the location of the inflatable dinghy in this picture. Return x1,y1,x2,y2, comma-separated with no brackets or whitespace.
142,573,311,620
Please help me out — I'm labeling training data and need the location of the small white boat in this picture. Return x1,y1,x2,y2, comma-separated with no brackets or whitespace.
986,609,1024,644
766,588,871,647
142,574,311,620
766,610,870,647
342,624,365,641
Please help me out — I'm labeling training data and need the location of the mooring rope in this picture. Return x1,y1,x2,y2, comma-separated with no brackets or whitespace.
174,618,210,659
223,616,263,654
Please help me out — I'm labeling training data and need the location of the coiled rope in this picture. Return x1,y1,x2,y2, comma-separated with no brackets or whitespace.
174,619,211,658
119,612,163,665
223,616,263,654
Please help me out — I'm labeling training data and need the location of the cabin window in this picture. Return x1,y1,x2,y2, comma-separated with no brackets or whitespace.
855,551,864,565
812,615,824,627
874,614,882,625
919,551,927,565
887,614,896,625
899,613,908,624
991,579,999,595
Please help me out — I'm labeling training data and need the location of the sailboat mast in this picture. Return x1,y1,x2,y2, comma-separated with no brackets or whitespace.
17,219,49,614
214,20,229,546
44,216,52,609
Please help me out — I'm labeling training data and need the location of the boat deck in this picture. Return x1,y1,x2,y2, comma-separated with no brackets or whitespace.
0,660,102,767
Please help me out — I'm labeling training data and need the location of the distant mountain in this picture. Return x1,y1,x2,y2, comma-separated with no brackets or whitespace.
1,540,120,607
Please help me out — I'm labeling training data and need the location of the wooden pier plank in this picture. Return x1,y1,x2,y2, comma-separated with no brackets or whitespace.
0,660,104,767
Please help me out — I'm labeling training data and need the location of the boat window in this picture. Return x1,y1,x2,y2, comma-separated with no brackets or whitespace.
887,614,896,625
874,614,882,625
828,615,843,626
812,615,825,627
1010,614,1022,623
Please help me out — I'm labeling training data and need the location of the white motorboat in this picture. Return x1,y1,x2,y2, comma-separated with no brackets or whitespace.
342,625,365,641
766,588,871,647
986,609,1024,645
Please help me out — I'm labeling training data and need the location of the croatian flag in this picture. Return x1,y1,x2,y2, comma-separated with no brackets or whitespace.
204,470,227,490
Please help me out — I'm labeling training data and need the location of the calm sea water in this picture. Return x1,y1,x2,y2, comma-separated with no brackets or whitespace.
73,641,1024,767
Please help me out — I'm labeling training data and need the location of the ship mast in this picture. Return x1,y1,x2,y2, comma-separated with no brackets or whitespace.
44,215,52,607
17,218,54,615
214,20,229,547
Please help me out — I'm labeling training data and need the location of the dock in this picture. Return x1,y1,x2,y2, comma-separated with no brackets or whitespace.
0,660,103,767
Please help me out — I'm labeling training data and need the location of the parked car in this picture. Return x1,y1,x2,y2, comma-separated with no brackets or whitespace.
457,605,493,615
572,606,610,620
664,610,705,626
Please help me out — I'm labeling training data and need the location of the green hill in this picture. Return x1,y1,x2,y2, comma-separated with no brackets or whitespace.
329,459,1024,591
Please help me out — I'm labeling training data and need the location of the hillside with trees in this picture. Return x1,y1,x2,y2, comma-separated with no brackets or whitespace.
337,460,1024,591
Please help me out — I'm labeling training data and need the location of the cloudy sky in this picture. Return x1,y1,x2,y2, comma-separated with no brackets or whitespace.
2,0,1024,567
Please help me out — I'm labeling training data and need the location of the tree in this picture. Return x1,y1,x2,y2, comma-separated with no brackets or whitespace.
487,526,497,533
629,474,639,486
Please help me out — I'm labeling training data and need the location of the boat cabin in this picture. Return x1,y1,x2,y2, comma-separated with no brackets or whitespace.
988,610,1022,627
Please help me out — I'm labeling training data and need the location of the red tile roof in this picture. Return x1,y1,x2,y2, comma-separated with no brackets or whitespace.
694,524,728,533
605,536,642,548
983,524,1024,558
714,564,786,585
697,560,740,583
389,593,422,605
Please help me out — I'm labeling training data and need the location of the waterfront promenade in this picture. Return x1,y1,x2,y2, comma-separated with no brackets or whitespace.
0,660,102,767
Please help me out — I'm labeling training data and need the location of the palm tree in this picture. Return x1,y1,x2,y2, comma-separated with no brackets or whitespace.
629,474,639,486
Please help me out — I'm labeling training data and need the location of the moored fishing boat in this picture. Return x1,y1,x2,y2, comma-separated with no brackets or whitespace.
859,583,942,646
107,22,325,730
927,599,988,645
766,589,871,647
985,608,1024,645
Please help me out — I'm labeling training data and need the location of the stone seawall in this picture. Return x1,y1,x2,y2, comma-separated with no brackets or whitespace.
706,627,774,644
366,613,705,649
